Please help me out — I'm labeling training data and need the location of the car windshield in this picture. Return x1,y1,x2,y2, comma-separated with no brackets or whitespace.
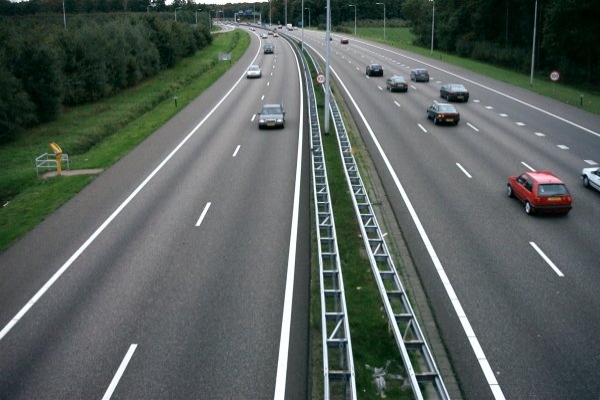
438,105,457,113
451,84,466,91
538,184,569,196
371,64,381,69
249,66,260,71
262,107,282,114
416,69,427,74
391,77,404,83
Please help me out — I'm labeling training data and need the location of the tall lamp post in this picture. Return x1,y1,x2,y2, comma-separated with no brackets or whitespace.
529,0,538,85
375,2,386,41
175,7,182,22
430,0,435,53
195,9,203,25
348,4,356,36
305,7,311,29
62,0,66,29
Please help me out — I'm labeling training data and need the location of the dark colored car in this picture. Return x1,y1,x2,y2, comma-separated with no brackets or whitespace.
386,76,408,92
410,68,430,82
340,38,349,44
506,171,572,215
426,101,460,125
258,104,285,129
366,63,384,77
440,83,469,102
263,43,274,54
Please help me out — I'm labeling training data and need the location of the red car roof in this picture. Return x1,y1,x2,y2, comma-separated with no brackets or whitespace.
526,171,564,184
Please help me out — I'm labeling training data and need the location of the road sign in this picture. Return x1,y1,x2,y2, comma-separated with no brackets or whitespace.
316,73,325,84
550,70,560,82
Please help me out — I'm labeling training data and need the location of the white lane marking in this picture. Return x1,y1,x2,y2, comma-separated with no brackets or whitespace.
0,39,265,343
516,122,525,126
232,145,241,157
378,86,383,91
274,40,304,400
410,85,417,90
195,202,211,227
418,123,427,133
530,242,564,277
473,99,480,103
394,101,401,108
557,144,569,150
534,132,545,137
251,114,257,122
521,161,536,171
485,106,494,109
467,122,479,132
261,95,265,100
267,82,270,86
102,344,138,400
584,160,598,165
499,113,508,117
456,163,472,178
308,47,506,399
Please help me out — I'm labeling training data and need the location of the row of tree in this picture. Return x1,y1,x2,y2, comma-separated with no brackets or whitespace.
0,14,211,143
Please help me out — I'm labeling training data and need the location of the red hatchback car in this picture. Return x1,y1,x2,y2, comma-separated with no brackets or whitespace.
506,171,572,215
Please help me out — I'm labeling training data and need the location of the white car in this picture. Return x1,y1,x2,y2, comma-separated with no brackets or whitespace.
582,166,600,192
260,33,268,39
246,65,262,79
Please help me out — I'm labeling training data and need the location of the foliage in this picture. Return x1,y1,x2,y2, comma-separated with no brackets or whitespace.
0,13,211,143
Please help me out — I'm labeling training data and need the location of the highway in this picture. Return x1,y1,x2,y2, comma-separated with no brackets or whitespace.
292,30,600,399
0,30,310,398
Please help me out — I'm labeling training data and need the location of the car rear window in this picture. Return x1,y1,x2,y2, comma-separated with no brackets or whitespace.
537,184,569,196
438,105,456,113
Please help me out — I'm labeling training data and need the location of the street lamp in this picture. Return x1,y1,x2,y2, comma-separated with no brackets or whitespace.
529,0,538,85
375,2,386,41
430,0,435,53
62,0,66,29
175,7,182,22
195,9,203,25
305,8,311,29
348,4,356,36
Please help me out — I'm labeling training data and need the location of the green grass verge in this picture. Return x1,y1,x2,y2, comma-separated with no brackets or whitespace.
0,30,249,252
354,26,600,115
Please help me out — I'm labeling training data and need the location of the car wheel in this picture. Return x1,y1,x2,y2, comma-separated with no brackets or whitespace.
506,184,514,198
525,201,533,215
441,92,445,99
583,176,590,187
433,117,438,125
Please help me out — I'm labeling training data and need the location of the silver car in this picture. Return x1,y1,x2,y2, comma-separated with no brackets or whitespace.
258,104,285,129
246,65,262,79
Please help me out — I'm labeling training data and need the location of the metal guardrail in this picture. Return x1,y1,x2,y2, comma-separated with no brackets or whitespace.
326,94,450,400
35,153,70,176
293,38,357,399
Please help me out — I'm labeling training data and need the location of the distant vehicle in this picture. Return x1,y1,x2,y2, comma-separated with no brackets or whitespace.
440,83,470,102
258,104,286,129
426,101,460,125
340,38,349,44
386,76,408,92
507,171,572,215
246,65,262,79
286,23,293,30
410,68,430,82
260,33,268,39
582,166,600,192
273,32,279,37
263,43,274,54
365,63,384,77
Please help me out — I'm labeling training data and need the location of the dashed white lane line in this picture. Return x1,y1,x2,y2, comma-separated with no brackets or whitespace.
557,145,569,150
516,122,526,126
534,132,546,137
584,160,598,165
467,122,479,132
394,101,401,108
195,202,211,227
521,161,536,171
456,163,472,178
232,145,241,157
102,344,138,400
530,242,564,277
418,123,428,133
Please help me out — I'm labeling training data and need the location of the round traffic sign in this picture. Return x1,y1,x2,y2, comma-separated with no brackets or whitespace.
316,73,325,84
550,70,560,82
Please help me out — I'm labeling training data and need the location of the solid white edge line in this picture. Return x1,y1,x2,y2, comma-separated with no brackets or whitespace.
195,202,212,227
102,344,138,400
303,41,506,400
0,42,264,343
273,40,303,400
456,163,472,178
529,242,564,277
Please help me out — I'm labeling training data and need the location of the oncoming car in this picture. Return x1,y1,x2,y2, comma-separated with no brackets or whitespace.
340,38,349,44
246,65,262,79
386,76,408,92
426,101,460,125
440,83,470,102
366,63,384,77
258,104,285,129
582,166,600,192
506,171,572,215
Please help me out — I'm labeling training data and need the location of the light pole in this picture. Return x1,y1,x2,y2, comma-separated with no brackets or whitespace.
62,0,66,29
430,0,435,53
195,9,203,25
375,2,386,41
529,0,538,85
175,7,182,22
348,4,356,36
